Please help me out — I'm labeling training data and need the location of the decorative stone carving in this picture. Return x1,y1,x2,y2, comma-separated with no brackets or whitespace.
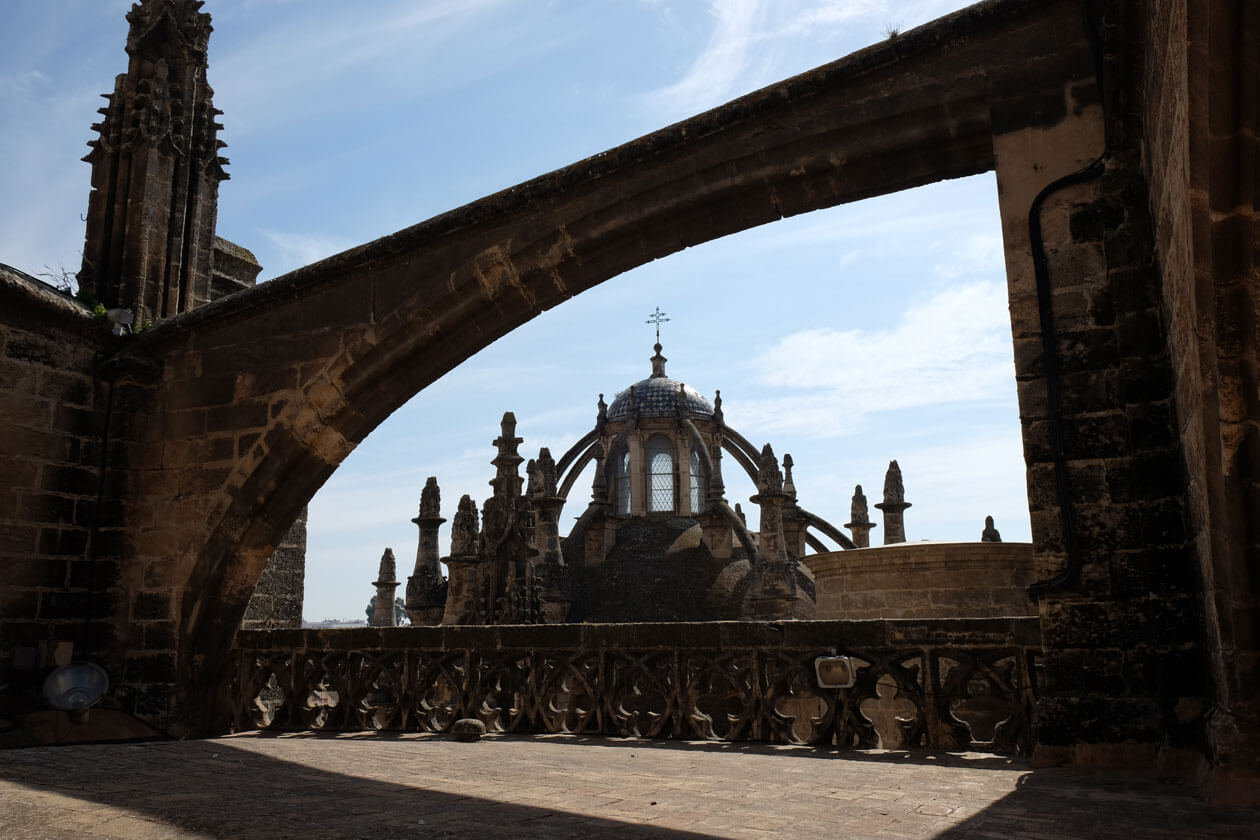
370,548,399,627
874,460,912,545
981,515,1002,543
441,495,483,625
232,626,1041,756
845,484,876,549
527,447,571,623
406,477,448,626
745,444,812,619
80,0,228,321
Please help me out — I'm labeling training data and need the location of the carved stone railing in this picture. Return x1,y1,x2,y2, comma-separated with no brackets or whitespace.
230,618,1042,754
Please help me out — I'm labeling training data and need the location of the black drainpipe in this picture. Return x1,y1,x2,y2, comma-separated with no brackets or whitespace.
1026,0,1107,601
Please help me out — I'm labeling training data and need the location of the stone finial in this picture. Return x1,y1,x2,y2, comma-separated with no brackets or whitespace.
376,548,397,584
450,494,480,556
627,384,638,415
650,343,668,378
407,481,448,626
371,548,400,627
125,0,213,54
528,447,558,499
874,461,911,545
525,458,538,497
419,476,441,519
489,411,524,499
882,460,906,504
735,502,747,526
713,390,724,425
850,485,870,524
597,393,607,426
782,454,797,499
590,441,608,505
981,515,1002,542
756,444,783,494
845,484,876,549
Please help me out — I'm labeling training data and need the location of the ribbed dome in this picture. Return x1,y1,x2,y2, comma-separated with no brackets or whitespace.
607,376,714,421
604,342,714,421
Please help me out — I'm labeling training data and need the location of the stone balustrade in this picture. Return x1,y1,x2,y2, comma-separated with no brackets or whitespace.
230,618,1041,755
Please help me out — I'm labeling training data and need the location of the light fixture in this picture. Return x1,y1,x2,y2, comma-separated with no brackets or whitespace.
42,662,109,723
814,654,856,689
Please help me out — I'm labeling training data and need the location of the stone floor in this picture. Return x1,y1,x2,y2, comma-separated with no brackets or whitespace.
0,733,1255,839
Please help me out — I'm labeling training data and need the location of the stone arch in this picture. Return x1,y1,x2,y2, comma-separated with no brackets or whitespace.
117,0,1104,734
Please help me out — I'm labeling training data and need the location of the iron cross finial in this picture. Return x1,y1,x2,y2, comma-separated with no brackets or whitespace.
646,306,670,343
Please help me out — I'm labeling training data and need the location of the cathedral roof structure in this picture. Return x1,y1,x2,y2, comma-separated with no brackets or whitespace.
606,343,715,421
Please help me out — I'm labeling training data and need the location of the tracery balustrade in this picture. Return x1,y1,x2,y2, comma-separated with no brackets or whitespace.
229,619,1041,754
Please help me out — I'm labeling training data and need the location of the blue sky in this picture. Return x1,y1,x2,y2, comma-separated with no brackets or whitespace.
0,0,1031,622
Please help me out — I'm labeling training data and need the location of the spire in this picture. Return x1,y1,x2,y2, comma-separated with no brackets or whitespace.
489,411,524,499
782,454,797,499
406,476,448,626
596,393,608,427
80,0,227,320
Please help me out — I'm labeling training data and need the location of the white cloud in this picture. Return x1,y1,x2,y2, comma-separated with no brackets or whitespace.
641,0,988,121
648,0,768,118
0,69,50,95
211,0,517,136
259,230,357,275
932,233,1004,280
739,279,1014,436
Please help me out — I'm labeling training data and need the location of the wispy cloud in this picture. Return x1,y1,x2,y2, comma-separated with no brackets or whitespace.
212,0,520,136
649,0,768,118
641,0,983,121
259,230,357,275
738,278,1014,436
0,69,50,95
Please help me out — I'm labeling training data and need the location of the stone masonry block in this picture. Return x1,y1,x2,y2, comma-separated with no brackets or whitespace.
132,591,172,621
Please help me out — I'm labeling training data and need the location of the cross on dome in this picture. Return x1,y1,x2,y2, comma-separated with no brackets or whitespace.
646,306,670,343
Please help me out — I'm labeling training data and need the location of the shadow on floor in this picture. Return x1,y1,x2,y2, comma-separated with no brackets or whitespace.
0,736,719,840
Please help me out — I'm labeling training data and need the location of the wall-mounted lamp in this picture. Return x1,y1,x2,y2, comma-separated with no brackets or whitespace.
814,654,855,689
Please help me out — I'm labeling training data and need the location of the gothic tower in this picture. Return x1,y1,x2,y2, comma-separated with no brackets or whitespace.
79,0,228,321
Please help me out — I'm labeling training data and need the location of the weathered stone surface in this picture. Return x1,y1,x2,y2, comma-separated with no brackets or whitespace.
451,718,486,742
0,0,1257,804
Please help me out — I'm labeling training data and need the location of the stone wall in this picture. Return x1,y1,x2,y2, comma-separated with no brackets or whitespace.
0,270,114,714
1135,0,1260,795
240,508,306,630
808,542,1036,620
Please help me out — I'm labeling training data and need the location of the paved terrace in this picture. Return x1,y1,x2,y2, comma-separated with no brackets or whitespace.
0,733,1255,839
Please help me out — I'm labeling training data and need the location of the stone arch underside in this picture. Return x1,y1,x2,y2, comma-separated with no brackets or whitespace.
117,0,1096,733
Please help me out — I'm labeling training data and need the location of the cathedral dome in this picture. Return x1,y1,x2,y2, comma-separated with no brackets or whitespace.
607,377,714,421
606,343,714,421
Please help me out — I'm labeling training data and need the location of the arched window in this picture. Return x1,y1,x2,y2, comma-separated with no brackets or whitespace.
615,450,631,516
645,436,674,513
689,448,706,514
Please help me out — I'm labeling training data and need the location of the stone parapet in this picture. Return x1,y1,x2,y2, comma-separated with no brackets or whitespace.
807,542,1037,620
232,618,1041,753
